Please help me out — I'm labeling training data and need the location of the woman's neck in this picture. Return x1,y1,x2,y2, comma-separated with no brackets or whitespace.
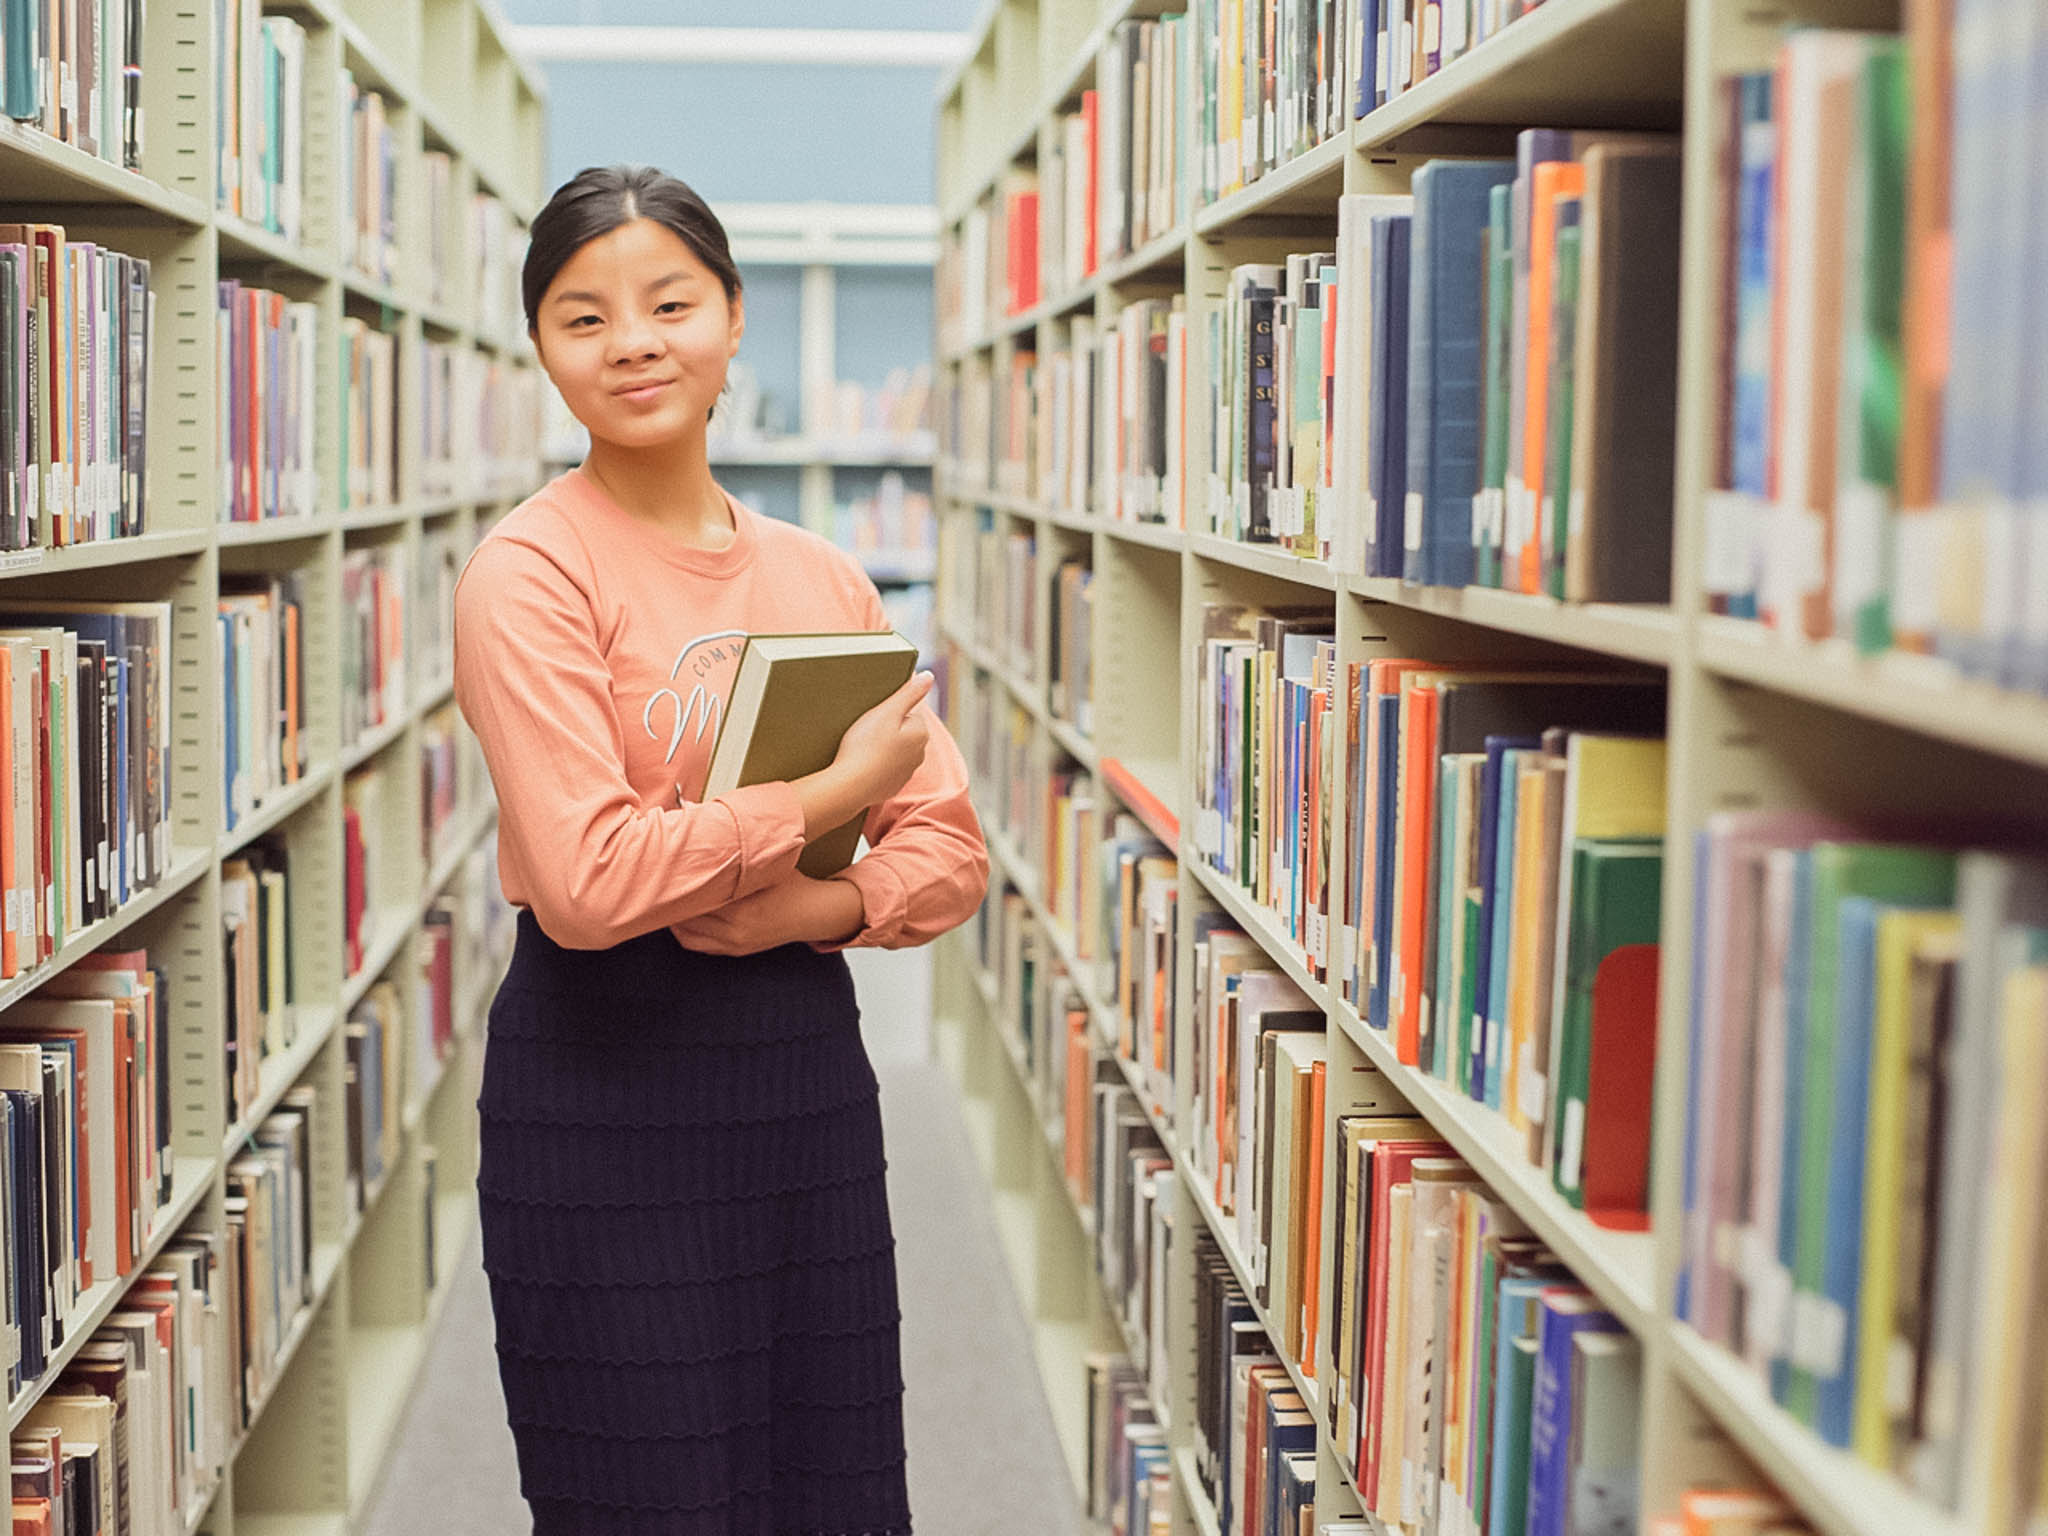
580,430,733,549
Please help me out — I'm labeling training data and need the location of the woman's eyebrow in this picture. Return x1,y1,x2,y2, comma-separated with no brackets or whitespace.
551,289,604,306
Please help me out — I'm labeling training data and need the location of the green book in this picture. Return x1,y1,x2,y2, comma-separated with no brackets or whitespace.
1785,840,1957,1423
1497,1334,1541,1536
1841,40,1907,654
1459,887,1485,1097
1543,207,1582,600
1550,838,1662,1206
1477,181,1514,587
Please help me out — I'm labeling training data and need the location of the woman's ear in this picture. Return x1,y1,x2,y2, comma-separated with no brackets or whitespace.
727,289,745,355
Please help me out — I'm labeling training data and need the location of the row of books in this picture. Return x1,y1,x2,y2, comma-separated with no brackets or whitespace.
419,339,544,501
1325,1119,1641,1536
217,281,318,524
341,77,399,288
1193,604,1339,970
1336,662,1666,1224
341,541,408,749
344,980,402,1211
816,472,935,562
0,229,153,551
1049,556,1093,733
421,150,457,314
420,701,460,865
338,316,397,510
223,1091,314,1428
948,662,1036,863
1191,0,1347,208
1679,832,2048,1528
10,1223,232,1536
341,765,387,983
0,601,174,976
1083,1354,1174,1535
1707,8,2046,695
951,510,1037,681
1034,97,1098,309
217,4,306,245
222,839,294,1130
220,571,308,832
0,947,173,1394
806,365,936,447
472,194,525,351
1190,1231,1320,1536
877,583,936,664
468,355,543,499
415,899,460,1100
0,0,143,170
416,521,461,688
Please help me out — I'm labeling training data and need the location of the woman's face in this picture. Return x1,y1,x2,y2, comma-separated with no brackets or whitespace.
532,216,744,451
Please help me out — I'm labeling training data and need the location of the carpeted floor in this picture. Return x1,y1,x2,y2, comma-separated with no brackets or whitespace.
361,1054,1087,1536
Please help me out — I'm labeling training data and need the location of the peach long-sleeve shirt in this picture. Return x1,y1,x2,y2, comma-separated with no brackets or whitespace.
452,466,988,953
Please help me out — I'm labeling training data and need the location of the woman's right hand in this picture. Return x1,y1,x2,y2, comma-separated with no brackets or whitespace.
831,671,935,806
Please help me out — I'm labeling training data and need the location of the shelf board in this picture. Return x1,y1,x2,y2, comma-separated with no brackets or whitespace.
215,212,330,281
336,500,414,534
1185,857,1331,1013
1332,1000,1656,1336
221,766,332,860
0,527,210,578
1696,615,2048,770
1046,714,1098,769
0,845,211,1015
226,1003,339,1157
228,1240,346,1465
1178,1144,1320,1420
1666,1325,1969,1536
340,904,418,1016
1346,574,1677,665
1353,0,1685,149
6,1152,217,1431
1191,532,1341,592
1195,133,1350,236
216,514,331,547
1041,503,1096,535
338,264,409,315
1100,220,1191,287
338,710,409,774
0,121,208,222
1097,516,1185,553
1175,1445,1223,1536
707,435,937,468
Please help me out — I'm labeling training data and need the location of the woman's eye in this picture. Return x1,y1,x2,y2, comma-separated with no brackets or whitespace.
567,314,599,328
658,302,689,316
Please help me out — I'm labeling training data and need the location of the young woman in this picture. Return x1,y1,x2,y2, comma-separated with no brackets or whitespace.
451,164,988,1536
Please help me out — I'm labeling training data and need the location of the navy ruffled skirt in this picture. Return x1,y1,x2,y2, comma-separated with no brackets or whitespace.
476,910,912,1535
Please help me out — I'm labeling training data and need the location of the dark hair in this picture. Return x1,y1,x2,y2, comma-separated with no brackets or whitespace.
522,164,742,332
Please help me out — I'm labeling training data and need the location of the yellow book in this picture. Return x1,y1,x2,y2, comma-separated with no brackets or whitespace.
1559,734,1667,839
1503,757,1562,1135
1853,908,1961,1465
1967,963,2048,1535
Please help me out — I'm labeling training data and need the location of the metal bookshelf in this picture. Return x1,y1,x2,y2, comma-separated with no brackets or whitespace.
0,0,544,1527
930,0,2021,1532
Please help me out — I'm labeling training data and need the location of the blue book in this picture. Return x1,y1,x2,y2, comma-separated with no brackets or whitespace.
1483,748,1529,1113
1524,1291,1623,1536
1262,1389,1317,1536
1730,71,1776,505
1367,687,1403,1032
1813,895,1887,1445
1470,733,1539,1100
1354,0,1380,118
1365,214,1411,578
1405,158,1516,587
1488,1275,1554,1536
1247,282,1280,541
2,0,38,121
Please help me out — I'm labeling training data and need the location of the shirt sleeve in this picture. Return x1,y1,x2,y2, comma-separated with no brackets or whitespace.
812,576,990,952
453,534,807,949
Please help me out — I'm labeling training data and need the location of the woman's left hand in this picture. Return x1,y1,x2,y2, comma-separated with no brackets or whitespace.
670,872,866,955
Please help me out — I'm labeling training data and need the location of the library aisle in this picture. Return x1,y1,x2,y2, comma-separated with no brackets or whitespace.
362,1053,1087,1536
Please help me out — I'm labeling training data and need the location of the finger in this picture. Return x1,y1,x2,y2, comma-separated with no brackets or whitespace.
895,670,935,717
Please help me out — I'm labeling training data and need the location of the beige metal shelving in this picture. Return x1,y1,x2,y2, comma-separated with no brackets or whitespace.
0,0,543,1526
930,0,2022,1530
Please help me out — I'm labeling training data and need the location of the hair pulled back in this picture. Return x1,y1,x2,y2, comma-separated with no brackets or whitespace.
522,164,742,332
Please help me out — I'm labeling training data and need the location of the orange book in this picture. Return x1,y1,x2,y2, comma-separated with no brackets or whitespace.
1517,162,1586,593
1300,1058,1327,1373
0,641,15,978
1502,755,1565,1136
11,1498,49,1535
1392,674,1440,1065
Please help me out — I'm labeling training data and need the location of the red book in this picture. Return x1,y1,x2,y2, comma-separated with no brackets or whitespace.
0,643,15,978
342,804,364,975
1392,676,1440,1065
31,644,50,960
1299,1058,1327,1372
1010,190,1040,313
1080,90,1100,277
1581,942,1660,1231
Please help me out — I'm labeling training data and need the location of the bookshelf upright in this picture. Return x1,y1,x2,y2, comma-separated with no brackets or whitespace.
0,0,545,1530
931,0,2042,1533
